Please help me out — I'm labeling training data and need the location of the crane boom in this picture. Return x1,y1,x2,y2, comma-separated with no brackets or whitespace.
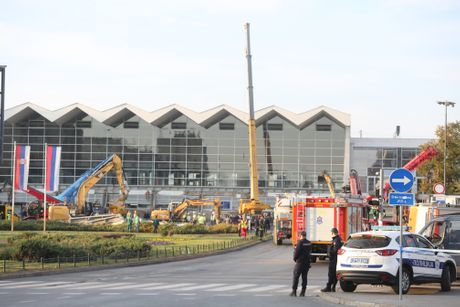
239,23,270,215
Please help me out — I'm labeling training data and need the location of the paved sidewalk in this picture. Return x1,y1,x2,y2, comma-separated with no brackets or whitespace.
318,284,460,307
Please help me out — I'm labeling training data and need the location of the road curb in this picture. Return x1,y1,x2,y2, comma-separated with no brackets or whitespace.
0,239,266,280
318,292,396,307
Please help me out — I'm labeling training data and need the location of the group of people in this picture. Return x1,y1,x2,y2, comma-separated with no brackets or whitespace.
290,227,343,297
238,214,271,239
125,210,141,232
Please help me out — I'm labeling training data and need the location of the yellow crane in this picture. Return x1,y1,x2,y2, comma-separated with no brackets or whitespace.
239,23,270,215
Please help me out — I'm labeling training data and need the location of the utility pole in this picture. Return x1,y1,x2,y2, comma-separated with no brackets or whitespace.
0,66,6,164
437,100,456,193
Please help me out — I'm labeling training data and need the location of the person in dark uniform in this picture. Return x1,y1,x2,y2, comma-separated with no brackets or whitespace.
290,231,311,297
321,227,343,292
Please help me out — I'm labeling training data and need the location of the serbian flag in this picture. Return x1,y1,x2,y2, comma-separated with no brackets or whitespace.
14,145,31,191
46,146,61,192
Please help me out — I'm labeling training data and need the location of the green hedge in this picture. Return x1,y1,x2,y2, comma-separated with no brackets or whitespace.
1,232,152,260
0,220,238,234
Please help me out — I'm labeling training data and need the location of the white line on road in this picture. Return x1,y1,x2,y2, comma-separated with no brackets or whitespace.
18,301,36,304
73,282,130,290
100,292,121,295
0,281,40,288
135,293,159,296
175,293,196,296
37,282,98,289
206,284,256,292
212,294,236,297
254,294,273,297
180,283,227,291
142,283,195,290
62,292,86,295
25,292,48,295
243,285,286,292
57,296,72,300
108,282,164,290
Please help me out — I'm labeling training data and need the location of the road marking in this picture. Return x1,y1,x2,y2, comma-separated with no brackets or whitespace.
108,282,163,290
62,292,86,295
180,283,227,291
254,294,273,297
18,301,35,304
175,293,196,296
100,292,121,295
243,285,285,292
0,281,40,288
29,282,73,289
0,292,9,294
135,293,159,296
57,296,72,300
36,282,96,289
213,294,236,297
142,283,195,290
206,284,256,292
25,292,48,295
73,282,130,290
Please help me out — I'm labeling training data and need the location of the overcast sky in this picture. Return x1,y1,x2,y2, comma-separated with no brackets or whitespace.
2,0,459,138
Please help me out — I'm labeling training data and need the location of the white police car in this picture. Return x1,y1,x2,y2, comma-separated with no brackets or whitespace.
336,231,457,294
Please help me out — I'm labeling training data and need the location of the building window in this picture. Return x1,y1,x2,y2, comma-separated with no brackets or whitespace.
219,123,234,130
29,120,44,127
123,121,139,129
171,122,186,129
316,124,331,131
267,123,283,131
76,121,92,128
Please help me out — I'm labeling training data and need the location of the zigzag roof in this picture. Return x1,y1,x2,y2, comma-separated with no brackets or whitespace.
4,102,351,128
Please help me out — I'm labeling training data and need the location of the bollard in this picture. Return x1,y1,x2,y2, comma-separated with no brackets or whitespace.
73,254,76,268
3,259,6,273
87,253,91,266
126,254,129,263
57,256,60,269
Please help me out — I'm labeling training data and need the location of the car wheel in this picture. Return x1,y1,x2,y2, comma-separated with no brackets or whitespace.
440,266,451,292
339,280,357,292
276,239,282,245
392,267,411,294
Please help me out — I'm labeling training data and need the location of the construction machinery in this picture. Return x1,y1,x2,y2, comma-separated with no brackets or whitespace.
24,154,129,218
382,146,438,202
318,171,336,198
0,204,19,222
239,23,270,216
151,198,222,222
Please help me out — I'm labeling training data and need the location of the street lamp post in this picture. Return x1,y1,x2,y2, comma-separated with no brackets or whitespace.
437,100,456,193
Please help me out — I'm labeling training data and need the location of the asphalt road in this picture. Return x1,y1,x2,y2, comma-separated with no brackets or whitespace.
0,241,334,307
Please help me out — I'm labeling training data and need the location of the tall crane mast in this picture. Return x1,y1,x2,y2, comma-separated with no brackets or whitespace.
239,23,270,215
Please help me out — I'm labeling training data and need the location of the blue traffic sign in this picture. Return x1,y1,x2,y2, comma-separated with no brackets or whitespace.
389,168,414,192
389,193,415,206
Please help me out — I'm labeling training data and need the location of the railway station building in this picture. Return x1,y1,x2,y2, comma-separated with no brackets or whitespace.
0,103,428,210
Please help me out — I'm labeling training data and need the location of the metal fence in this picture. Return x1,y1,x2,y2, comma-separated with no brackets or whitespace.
1,236,262,274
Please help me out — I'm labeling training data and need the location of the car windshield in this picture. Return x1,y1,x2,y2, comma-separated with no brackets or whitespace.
345,234,391,249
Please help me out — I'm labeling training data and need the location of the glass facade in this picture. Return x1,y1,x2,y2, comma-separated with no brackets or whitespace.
0,106,349,208
350,138,431,194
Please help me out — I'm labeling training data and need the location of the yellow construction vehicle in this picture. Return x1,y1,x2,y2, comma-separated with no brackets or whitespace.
319,170,336,198
239,23,271,216
151,198,222,222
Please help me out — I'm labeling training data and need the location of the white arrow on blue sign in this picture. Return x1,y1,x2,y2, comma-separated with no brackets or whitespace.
389,168,414,193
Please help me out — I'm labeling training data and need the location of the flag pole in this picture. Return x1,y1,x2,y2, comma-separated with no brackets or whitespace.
44,143,47,232
11,141,16,232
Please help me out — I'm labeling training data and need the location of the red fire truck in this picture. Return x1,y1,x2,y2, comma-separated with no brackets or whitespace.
292,196,367,262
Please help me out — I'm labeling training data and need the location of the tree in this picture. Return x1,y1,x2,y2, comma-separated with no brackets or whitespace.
418,121,460,195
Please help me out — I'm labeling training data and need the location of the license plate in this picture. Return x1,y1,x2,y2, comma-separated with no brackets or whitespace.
350,257,369,264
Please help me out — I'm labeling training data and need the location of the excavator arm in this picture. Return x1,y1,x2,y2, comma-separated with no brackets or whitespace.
75,154,128,214
171,198,222,222
320,171,336,198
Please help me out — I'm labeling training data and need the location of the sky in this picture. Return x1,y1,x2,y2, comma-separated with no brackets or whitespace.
1,0,459,138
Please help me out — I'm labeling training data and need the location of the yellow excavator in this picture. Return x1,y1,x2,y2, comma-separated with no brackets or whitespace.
151,198,222,222
239,23,270,216
24,154,129,218
319,170,336,198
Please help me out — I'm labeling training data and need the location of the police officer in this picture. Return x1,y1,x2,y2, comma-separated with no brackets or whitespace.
321,227,343,292
290,231,311,297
